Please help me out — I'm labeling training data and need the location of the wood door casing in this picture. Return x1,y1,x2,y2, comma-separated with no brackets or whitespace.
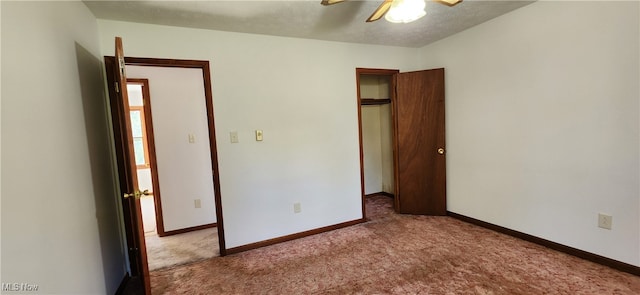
120,57,226,252
394,68,446,215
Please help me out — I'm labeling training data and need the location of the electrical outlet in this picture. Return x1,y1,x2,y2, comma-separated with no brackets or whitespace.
293,202,301,213
598,213,612,230
194,199,202,208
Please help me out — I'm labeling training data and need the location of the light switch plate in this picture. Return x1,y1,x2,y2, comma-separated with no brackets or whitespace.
230,131,239,143
256,130,263,141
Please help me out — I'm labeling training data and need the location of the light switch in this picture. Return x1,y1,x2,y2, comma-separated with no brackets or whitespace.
188,134,196,143
230,131,239,143
255,130,263,141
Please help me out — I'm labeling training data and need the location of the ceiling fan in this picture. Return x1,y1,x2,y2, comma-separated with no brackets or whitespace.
321,0,462,23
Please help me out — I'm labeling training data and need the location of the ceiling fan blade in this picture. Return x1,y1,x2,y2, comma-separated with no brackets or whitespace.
434,0,462,7
321,0,346,5
366,0,394,22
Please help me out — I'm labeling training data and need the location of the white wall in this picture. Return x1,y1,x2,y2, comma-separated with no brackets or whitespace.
3,1,634,292
136,168,153,193
127,66,217,231
418,1,640,266
1,1,125,294
136,168,156,233
361,104,394,195
361,76,384,195
140,194,157,233
97,20,419,248
361,106,383,194
359,75,391,99
379,103,394,193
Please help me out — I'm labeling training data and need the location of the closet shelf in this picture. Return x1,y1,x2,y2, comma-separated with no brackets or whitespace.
360,98,391,105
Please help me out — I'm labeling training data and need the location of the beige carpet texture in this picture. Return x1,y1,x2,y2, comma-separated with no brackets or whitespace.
145,227,218,271
149,196,640,294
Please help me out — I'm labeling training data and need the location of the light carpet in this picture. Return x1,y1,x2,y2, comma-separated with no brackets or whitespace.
150,196,640,294
145,227,218,271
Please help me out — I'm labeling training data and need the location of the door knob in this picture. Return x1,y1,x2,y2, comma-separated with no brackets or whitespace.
437,148,445,155
123,189,150,199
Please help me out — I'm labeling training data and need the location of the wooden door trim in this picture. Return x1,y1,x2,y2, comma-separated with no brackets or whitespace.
162,222,216,236
355,68,400,219
448,211,640,276
226,218,365,255
126,78,168,236
118,57,228,255
119,57,206,69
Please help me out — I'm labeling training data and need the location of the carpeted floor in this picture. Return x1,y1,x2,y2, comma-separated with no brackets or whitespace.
145,227,218,271
149,196,640,294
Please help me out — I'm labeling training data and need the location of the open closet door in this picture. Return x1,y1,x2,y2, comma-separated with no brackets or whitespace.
394,68,446,215
106,37,152,295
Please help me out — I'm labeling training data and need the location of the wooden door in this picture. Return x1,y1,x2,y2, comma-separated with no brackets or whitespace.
394,68,446,215
105,37,152,294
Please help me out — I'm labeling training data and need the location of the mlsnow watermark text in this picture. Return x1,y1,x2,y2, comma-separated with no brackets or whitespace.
2,282,39,292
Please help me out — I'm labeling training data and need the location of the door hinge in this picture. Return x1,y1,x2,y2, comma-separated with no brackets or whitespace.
115,81,120,93
119,57,126,75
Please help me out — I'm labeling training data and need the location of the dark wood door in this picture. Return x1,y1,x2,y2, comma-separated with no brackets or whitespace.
394,68,446,215
105,37,152,295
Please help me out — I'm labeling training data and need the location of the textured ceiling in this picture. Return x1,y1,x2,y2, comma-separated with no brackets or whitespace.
84,0,534,48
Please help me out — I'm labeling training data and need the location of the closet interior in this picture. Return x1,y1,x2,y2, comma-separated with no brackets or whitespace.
359,74,395,197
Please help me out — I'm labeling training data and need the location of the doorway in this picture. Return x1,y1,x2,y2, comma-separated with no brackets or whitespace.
124,60,224,268
126,79,160,236
356,67,447,217
104,47,226,295
356,69,399,219
124,77,219,271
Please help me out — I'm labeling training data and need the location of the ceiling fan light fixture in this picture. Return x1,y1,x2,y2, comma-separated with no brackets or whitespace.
436,0,462,7
384,0,427,24
320,0,346,5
